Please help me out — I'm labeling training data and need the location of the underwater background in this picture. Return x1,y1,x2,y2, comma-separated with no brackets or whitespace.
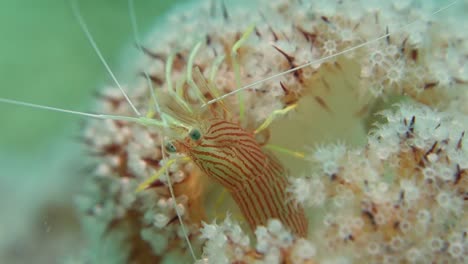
0,0,466,263
0,1,184,263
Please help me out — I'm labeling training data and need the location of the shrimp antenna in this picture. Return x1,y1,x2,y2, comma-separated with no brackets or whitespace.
70,0,141,116
128,0,167,125
128,0,196,261
159,142,198,261
0,98,163,127
203,0,458,107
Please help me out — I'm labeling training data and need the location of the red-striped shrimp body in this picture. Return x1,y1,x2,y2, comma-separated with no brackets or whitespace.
172,118,308,237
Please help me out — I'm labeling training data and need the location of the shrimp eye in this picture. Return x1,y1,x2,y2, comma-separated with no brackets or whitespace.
165,142,177,153
189,129,201,141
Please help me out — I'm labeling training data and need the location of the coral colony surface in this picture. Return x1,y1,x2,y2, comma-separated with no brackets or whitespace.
75,0,467,263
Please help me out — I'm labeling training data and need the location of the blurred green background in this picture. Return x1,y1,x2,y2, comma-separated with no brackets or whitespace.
0,0,185,263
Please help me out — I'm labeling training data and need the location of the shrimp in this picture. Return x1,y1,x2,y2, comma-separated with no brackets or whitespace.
0,0,461,263
131,60,308,237
171,117,308,236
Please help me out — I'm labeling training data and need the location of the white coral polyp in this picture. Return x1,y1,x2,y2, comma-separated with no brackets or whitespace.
312,143,347,176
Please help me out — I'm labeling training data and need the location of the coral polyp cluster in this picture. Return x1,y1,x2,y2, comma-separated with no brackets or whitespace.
74,0,467,263
288,104,467,263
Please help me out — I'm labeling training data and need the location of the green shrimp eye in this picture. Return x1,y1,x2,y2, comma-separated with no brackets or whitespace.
165,142,177,153
189,129,201,141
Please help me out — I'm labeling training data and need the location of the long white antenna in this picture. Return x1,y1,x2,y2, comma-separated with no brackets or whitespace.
70,0,141,116
0,97,103,118
0,98,163,126
128,0,195,260
158,138,198,261
202,0,458,107
128,0,166,125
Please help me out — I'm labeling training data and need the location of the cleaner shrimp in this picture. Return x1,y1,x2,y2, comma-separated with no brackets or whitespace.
0,0,464,263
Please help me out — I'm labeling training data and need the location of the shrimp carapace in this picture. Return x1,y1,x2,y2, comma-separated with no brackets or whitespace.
172,117,308,237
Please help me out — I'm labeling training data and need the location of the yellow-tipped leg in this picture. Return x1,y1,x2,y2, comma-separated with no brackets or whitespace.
135,157,190,192
264,144,305,159
231,24,255,124
254,103,304,160
165,52,193,114
187,41,208,104
254,103,298,135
